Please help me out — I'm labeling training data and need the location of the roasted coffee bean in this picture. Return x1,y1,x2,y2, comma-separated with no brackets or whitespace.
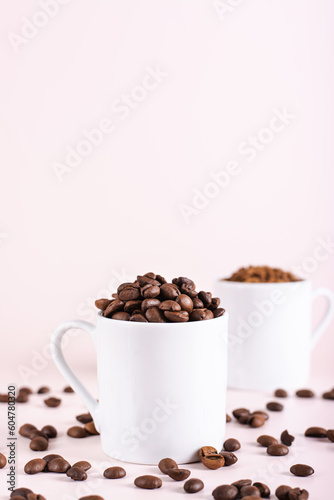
212,484,239,500
223,438,240,451
79,496,104,500
184,478,204,493
95,298,112,311
257,435,278,447
156,274,166,284
241,496,263,500
19,387,33,395
226,265,299,283
159,300,181,311
141,284,160,298
214,308,225,318
145,307,166,323
192,297,204,308
231,479,252,490
295,389,314,398
42,454,63,464
209,297,220,310
29,437,48,451
181,283,198,297
41,425,57,439
16,392,29,403
172,277,195,289
144,272,156,279
11,495,28,499
0,452,7,468
218,451,238,466
19,423,37,438
252,410,269,421
226,414,231,422
275,485,292,500
24,459,47,474
167,468,190,481
0,394,9,402
281,430,295,446
47,457,71,473
134,475,162,489
253,482,270,498
103,299,124,317
199,446,225,469
249,414,266,428
124,300,142,313
37,386,50,394
288,488,309,500
44,397,61,407
198,291,212,307
141,298,161,311
118,284,141,301
29,429,49,440
267,444,289,456
67,426,88,438
290,464,314,477
164,310,189,322
240,485,261,497
160,283,180,300
84,421,99,435
232,408,250,419
130,313,148,322
64,386,74,393
76,413,92,424
103,466,126,478
322,388,334,400
190,308,214,321
158,457,178,474
266,401,283,411
137,275,161,287
27,495,47,500
72,461,91,471
175,294,193,312
10,488,34,498
326,429,334,442
66,466,87,480
304,426,327,438
111,311,130,321
274,389,288,398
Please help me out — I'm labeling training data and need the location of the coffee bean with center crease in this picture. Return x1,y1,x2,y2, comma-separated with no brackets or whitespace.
159,300,181,311
304,426,327,437
164,310,189,322
130,313,148,322
103,299,124,317
223,438,240,451
281,430,295,446
76,413,92,424
141,284,160,298
73,461,91,471
24,459,47,474
167,468,190,481
296,389,314,398
67,426,88,438
175,294,193,312
218,451,238,466
240,485,261,497
233,408,250,420
158,457,178,474
275,485,292,500
66,467,87,480
29,429,49,440
30,437,48,451
124,300,142,313
172,276,195,289
145,307,166,323
103,466,126,478
134,475,162,489
199,446,225,469
111,311,130,321
232,479,252,490
267,444,289,456
43,454,63,464
275,389,288,398
249,414,266,428
44,397,61,407
141,298,161,311
253,482,270,497
37,386,50,394
137,275,161,287
288,488,309,500
198,291,212,308
184,478,204,493
290,464,314,477
212,484,239,500
19,424,37,438
47,458,71,473
0,453,7,468
160,283,180,300
252,410,269,420
95,298,112,311
84,421,99,435
117,282,141,300
257,435,278,447
266,401,283,411
41,425,57,439
209,297,220,310
10,487,33,498
214,308,225,318
326,429,334,442
190,309,214,321
192,297,204,308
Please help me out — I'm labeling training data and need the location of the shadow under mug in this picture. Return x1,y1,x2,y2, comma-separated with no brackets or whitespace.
50,313,228,464
215,279,334,391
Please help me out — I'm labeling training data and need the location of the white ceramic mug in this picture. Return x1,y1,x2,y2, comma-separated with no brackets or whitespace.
51,313,228,464
215,279,334,391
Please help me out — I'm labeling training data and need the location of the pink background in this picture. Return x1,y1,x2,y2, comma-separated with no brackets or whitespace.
1,0,334,386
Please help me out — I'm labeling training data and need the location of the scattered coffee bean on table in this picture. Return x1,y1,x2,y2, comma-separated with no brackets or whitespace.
134,475,162,489
274,389,288,398
275,485,292,499
10,487,33,498
167,468,190,481
19,387,33,395
44,397,61,407
42,454,63,464
19,424,37,438
295,389,314,398
66,466,87,480
67,426,89,438
103,466,126,479
41,425,57,439
29,437,48,452
37,386,50,394
84,421,99,435
212,484,239,500
158,457,178,474
63,386,74,393
29,429,49,440
231,479,252,489
24,459,47,474
218,451,238,466
281,430,295,446
326,429,334,442
0,452,7,468
267,444,289,456
288,488,309,499
290,464,314,477
16,392,29,403
199,446,225,469
223,438,241,451
184,478,204,493
76,412,92,423
266,401,283,412
240,485,261,497
252,410,269,421
253,482,270,497
304,426,327,438
226,414,231,422
47,457,71,473
72,461,92,471
257,435,278,447
322,388,334,400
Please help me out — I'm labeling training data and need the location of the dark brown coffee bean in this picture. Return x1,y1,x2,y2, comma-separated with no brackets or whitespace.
24,459,47,474
0,452,7,468
44,397,61,407
184,478,204,493
218,451,238,466
253,482,270,497
47,457,71,473
249,414,266,428
199,446,225,469
296,389,314,398
322,388,334,400
145,307,166,322
167,468,190,481
19,423,37,438
274,389,288,398
103,466,126,478
10,488,33,498
95,298,112,311
281,430,295,446
19,387,33,395
67,426,88,438
144,272,156,279
27,495,47,500
192,297,204,308
42,454,63,464
29,429,49,440
252,410,269,420
164,310,189,322
37,386,50,394
304,426,327,438
159,300,181,311
267,444,289,456
103,299,125,317
156,274,166,284
141,298,161,311
226,414,231,422
160,283,180,300
172,277,195,289
290,464,314,477
175,294,193,312
111,311,130,321
66,466,87,480
141,284,160,298
266,401,283,411
231,479,252,490
79,496,104,500
134,475,162,489
181,283,198,297
198,291,212,307
275,485,292,500
209,297,220,310
72,461,91,471
240,485,261,497
214,308,225,318
130,313,148,322
189,308,214,321
241,496,263,500
233,408,250,420
84,421,99,435
137,275,161,287
212,484,239,500
16,393,29,403
41,425,57,439
288,488,309,500
223,438,240,451
76,412,92,423
239,414,252,425
64,385,74,393
326,429,334,442
124,300,142,313
118,285,141,301
257,435,278,447
158,457,178,474
29,437,48,451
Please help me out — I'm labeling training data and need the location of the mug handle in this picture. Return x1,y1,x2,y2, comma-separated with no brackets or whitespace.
311,287,334,349
50,320,100,430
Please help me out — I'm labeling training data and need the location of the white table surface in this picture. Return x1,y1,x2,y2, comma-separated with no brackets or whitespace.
0,376,333,500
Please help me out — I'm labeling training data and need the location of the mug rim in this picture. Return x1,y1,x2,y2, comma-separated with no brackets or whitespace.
97,310,228,326
217,278,310,287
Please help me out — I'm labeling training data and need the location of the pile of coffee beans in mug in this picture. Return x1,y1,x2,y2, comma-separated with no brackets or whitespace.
225,265,300,282
95,272,225,322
